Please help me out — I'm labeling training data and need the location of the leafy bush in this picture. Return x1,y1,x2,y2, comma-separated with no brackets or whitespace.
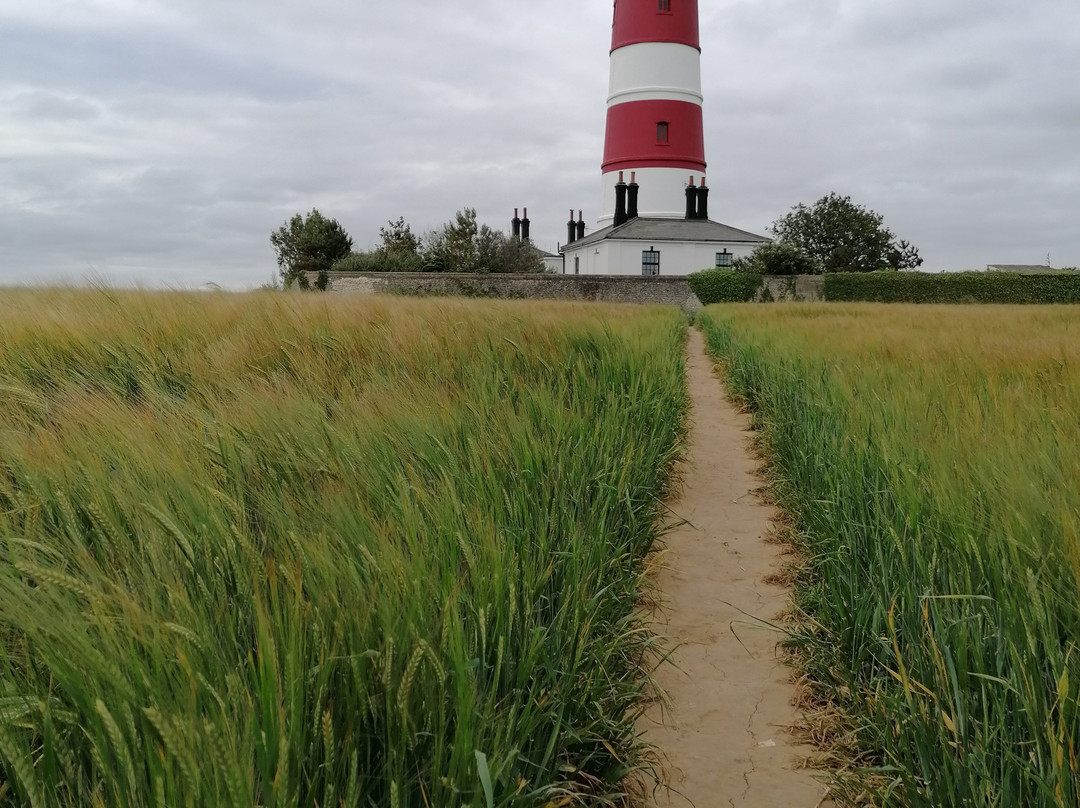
687,268,763,304
824,271,1080,303
331,250,424,273
733,241,821,276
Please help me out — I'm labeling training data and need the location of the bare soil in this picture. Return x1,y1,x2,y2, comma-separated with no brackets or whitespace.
641,328,833,808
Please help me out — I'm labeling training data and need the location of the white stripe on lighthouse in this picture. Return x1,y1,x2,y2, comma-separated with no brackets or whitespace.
607,42,703,108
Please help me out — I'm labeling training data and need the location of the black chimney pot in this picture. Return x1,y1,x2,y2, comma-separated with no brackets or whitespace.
512,207,522,239
567,209,577,245
614,172,628,227
576,210,585,240
627,171,639,220
696,181,709,220
521,208,530,242
685,176,698,220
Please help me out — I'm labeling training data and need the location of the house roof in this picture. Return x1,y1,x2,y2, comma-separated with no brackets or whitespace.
561,217,768,253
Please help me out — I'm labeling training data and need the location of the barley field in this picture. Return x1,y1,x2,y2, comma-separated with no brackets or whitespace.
0,289,687,808
699,304,1080,807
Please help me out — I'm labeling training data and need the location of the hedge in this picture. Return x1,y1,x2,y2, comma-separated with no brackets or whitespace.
824,271,1080,304
687,269,763,304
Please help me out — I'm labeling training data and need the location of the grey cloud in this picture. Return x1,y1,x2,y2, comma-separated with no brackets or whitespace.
10,91,101,122
1,0,1078,287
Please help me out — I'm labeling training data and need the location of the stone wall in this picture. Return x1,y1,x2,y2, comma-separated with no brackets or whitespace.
318,272,705,313
755,274,825,302
315,272,828,310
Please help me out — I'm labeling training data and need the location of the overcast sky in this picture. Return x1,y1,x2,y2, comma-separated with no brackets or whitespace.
2,0,1078,288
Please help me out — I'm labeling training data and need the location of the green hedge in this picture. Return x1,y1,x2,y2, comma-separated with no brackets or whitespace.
824,271,1080,304
687,269,763,304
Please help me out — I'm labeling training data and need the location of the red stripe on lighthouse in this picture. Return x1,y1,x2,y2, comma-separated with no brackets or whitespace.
611,0,700,52
602,99,705,174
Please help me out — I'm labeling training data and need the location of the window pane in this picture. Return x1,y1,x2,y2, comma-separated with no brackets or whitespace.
642,250,660,276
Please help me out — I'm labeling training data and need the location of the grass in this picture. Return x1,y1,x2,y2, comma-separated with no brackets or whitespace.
698,303,1080,807
0,288,688,807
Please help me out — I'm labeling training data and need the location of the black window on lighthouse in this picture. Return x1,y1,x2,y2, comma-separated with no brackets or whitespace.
642,249,660,276
657,121,669,143
658,0,671,11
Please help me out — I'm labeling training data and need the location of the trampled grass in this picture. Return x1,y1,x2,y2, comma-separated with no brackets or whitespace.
0,289,688,807
698,304,1080,807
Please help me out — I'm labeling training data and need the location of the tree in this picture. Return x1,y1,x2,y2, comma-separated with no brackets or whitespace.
770,193,920,273
443,208,482,272
328,209,547,275
378,217,421,258
732,241,820,276
270,209,353,289
418,208,545,274
495,234,545,274
887,239,925,271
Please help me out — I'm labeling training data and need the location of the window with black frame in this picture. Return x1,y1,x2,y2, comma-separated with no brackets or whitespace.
642,249,660,276
716,250,732,268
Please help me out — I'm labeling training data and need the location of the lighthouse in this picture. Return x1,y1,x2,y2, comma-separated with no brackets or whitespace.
599,0,705,226
560,0,766,276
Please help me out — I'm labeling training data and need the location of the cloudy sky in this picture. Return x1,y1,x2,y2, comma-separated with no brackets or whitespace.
2,0,1078,288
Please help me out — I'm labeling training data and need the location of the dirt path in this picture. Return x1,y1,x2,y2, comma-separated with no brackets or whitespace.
642,328,831,808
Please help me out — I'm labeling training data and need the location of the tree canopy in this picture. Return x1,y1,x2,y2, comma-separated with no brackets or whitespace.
331,209,545,275
270,209,353,289
732,241,820,276
770,193,923,273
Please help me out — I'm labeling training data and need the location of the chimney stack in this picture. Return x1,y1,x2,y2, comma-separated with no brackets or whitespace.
614,171,628,227
627,171,639,219
696,176,709,220
512,208,522,239
576,210,585,241
685,175,698,220
567,209,577,245
521,208,530,242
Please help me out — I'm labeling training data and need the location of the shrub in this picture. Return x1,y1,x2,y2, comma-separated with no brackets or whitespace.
736,241,821,276
687,268,763,304
331,251,424,273
824,271,1080,304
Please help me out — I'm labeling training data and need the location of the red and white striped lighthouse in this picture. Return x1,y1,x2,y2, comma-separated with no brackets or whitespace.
598,0,706,226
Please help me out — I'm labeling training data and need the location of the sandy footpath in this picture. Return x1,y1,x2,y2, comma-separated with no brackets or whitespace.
642,327,832,808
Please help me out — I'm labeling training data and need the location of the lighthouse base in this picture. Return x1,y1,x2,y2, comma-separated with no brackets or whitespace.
598,167,705,227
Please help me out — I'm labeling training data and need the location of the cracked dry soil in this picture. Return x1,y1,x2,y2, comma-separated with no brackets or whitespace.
641,328,833,808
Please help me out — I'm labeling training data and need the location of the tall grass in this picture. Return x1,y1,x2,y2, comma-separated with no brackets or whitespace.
699,304,1080,807
0,289,687,807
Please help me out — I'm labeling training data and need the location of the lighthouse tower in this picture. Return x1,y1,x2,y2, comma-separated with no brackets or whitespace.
599,0,706,226
560,0,766,275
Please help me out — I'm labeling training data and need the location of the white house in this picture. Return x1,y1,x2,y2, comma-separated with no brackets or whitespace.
563,216,766,276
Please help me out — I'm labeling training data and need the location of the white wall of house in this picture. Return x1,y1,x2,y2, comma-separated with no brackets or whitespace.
542,255,563,274
562,239,761,276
